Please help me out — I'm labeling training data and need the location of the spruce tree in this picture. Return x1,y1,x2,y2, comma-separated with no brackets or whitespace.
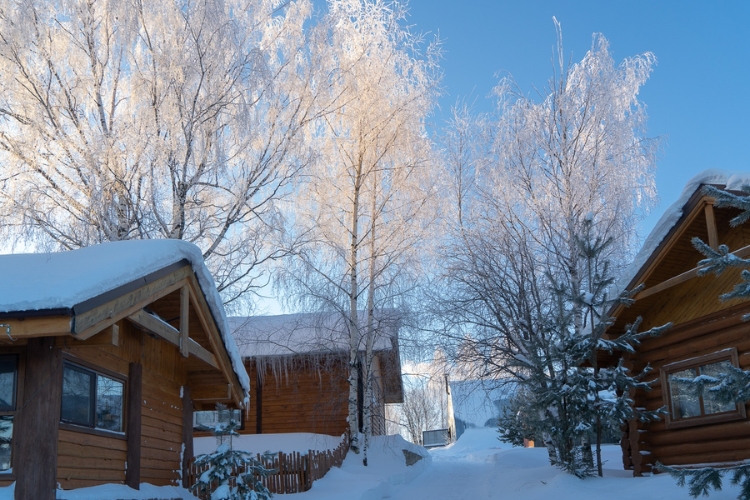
191,404,275,500
498,216,668,477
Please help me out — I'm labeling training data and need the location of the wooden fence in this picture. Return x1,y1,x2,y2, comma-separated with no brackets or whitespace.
186,437,349,497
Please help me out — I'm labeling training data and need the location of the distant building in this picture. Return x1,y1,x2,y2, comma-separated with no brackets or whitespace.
225,312,404,437
449,380,513,438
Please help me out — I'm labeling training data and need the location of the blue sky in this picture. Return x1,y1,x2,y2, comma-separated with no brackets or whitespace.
405,0,750,236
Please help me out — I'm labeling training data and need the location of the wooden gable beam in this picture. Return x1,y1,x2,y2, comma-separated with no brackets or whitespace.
705,200,719,250
74,266,193,340
180,286,190,358
0,316,71,340
55,324,120,348
127,308,219,370
185,277,245,407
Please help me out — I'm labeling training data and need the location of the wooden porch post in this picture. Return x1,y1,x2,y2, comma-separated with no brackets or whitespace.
15,337,62,500
181,386,193,488
125,362,143,489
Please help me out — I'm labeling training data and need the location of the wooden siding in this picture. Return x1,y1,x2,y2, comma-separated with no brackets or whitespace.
243,357,350,436
622,293,750,474
56,320,188,489
57,430,127,489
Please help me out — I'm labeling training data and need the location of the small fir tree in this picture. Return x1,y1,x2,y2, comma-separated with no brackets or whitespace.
658,183,750,500
498,216,669,478
192,404,275,500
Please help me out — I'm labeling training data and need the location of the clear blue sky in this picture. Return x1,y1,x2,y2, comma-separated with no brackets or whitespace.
404,0,750,236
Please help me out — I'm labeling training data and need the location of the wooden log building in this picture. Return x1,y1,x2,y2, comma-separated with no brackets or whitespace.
223,313,404,437
0,240,250,500
608,171,750,475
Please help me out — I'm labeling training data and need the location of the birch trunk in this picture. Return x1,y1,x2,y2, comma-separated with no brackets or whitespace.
362,175,378,466
347,158,364,454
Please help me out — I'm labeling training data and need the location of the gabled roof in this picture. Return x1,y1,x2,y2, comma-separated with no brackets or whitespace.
610,169,750,334
0,240,250,397
616,169,750,295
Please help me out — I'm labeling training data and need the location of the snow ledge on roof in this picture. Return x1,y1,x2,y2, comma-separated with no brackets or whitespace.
0,239,250,397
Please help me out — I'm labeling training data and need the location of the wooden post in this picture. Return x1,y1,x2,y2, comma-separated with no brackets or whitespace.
256,369,263,434
182,385,194,488
15,338,62,500
180,286,190,358
125,362,143,489
705,202,719,250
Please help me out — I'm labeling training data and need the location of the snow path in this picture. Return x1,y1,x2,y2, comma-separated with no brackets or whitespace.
0,428,741,499
324,428,742,500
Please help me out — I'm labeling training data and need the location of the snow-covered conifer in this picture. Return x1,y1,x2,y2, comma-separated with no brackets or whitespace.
192,405,275,500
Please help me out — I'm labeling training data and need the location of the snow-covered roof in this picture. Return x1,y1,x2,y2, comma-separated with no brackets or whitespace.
0,239,249,395
617,169,750,294
230,312,399,358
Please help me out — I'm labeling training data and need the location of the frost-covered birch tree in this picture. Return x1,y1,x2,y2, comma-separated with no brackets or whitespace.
0,0,322,307
433,22,661,476
277,0,440,463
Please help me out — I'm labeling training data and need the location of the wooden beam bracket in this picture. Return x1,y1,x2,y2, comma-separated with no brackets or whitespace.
127,309,218,369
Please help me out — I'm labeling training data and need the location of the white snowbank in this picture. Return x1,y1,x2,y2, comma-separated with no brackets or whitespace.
0,240,249,395
0,482,195,500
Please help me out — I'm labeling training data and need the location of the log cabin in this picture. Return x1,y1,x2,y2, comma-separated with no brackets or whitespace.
609,170,750,476
221,313,404,437
0,240,250,500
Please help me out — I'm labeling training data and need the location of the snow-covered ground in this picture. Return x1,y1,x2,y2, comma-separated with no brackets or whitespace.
292,427,742,500
0,428,743,499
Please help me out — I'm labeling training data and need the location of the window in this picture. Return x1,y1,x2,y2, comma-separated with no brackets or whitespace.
0,355,17,472
193,408,243,432
61,362,124,433
661,348,746,429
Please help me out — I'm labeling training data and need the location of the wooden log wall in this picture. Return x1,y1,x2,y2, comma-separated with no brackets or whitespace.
242,356,350,436
617,221,750,474
57,320,188,489
626,304,750,473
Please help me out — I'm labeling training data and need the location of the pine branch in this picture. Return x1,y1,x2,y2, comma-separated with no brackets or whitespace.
703,184,750,228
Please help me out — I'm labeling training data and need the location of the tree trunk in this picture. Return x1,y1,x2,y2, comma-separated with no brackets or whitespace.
347,160,363,454
362,180,378,466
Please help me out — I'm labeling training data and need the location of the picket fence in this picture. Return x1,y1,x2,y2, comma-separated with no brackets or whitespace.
186,437,349,497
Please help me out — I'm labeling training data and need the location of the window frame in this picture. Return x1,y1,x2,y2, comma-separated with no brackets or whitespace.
60,359,126,437
0,353,20,476
660,348,747,430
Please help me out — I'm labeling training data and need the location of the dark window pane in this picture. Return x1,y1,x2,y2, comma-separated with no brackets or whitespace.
0,416,11,471
0,357,16,411
96,375,123,432
701,361,736,415
61,365,93,426
669,368,701,419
